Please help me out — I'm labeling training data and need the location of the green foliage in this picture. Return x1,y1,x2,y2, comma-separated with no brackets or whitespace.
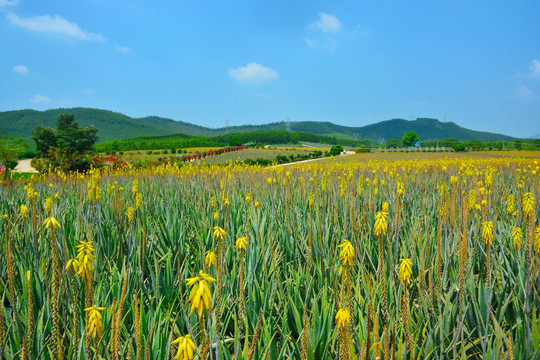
453,143,466,152
96,130,359,153
0,108,517,146
32,114,99,172
402,130,419,147
0,133,27,180
329,144,343,156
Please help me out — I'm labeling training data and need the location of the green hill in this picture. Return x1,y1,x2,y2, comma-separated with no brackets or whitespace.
0,107,515,144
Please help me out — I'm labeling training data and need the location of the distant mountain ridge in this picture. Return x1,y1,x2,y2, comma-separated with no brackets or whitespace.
0,107,516,143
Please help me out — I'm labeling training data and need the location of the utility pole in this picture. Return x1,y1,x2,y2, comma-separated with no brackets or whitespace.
226,119,229,134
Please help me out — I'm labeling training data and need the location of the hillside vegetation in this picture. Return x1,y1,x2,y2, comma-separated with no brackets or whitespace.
0,108,516,145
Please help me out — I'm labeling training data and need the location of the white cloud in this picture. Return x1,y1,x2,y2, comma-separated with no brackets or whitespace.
83,88,95,94
310,13,342,33
13,64,29,75
0,0,19,7
528,59,540,79
115,45,131,53
516,84,535,100
7,12,104,41
30,94,51,103
229,63,278,84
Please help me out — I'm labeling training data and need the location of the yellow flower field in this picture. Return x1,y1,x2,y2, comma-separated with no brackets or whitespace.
1,152,539,359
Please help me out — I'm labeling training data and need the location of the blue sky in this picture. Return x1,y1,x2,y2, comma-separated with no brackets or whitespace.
1,0,539,138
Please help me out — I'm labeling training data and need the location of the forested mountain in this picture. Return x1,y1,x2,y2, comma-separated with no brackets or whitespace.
0,107,515,143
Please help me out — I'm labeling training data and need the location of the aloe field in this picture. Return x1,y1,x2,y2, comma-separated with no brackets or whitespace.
1,154,540,359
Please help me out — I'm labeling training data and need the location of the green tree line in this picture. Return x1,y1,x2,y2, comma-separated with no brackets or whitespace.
96,130,371,152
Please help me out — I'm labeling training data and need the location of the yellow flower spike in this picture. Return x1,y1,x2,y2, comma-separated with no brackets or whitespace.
523,192,535,218
172,335,197,360
213,212,219,221
254,200,260,208
482,221,494,245
84,305,106,339
399,258,413,286
212,226,226,241
245,193,251,202
337,240,354,267
65,258,80,272
335,308,351,328
20,204,28,219
235,236,248,251
127,207,134,222
45,198,52,214
374,211,388,237
512,227,523,249
205,251,216,268
185,270,216,317
42,216,61,230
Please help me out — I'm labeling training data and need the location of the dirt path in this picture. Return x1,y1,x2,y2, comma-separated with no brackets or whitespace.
269,151,355,168
13,159,38,173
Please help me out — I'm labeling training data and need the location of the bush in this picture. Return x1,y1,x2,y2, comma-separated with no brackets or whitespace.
147,151,153,155
453,143,466,152
330,145,344,156
6,159,18,170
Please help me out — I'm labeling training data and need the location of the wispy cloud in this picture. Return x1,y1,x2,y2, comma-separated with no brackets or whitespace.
229,63,278,84
516,84,535,100
7,12,104,41
309,13,342,33
115,45,131,53
30,94,51,103
13,64,29,75
528,59,540,79
0,0,19,8
83,88,95,94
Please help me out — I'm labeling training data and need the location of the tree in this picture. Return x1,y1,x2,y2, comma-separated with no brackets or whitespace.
402,131,419,147
330,144,344,156
32,114,99,171
0,133,27,181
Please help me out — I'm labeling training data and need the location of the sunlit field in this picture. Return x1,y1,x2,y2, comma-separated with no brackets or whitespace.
1,152,539,359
